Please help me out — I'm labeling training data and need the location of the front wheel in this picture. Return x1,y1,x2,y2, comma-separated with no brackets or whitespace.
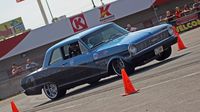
111,59,135,77
43,83,66,100
156,47,172,61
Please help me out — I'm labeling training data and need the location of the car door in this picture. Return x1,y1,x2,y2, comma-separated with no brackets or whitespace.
43,47,78,86
61,41,104,85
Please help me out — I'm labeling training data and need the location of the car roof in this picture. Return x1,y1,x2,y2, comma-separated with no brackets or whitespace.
48,22,113,51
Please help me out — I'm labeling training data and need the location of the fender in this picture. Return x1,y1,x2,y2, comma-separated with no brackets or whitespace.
106,55,127,72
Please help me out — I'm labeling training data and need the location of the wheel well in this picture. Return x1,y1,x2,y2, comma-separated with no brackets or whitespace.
42,82,54,89
107,58,121,75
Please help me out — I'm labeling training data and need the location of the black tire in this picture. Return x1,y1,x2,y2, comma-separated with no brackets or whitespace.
156,47,172,61
111,58,135,77
43,83,66,100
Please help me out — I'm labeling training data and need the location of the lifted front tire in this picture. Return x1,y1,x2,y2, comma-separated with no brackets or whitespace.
111,59,135,77
156,47,172,61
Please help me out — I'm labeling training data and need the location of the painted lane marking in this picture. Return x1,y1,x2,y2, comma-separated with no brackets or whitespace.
34,71,200,112
120,71,200,112
141,71,200,90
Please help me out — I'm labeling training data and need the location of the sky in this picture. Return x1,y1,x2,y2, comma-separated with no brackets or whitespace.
0,0,116,29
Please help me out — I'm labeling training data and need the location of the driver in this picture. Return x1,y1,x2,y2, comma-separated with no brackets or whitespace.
69,43,81,57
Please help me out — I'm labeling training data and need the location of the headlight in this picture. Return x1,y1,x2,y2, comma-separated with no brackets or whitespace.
168,26,174,36
128,44,137,55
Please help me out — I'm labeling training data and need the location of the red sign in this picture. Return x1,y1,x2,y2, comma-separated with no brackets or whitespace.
16,0,24,3
100,4,112,18
70,14,88,33
99,4,115,22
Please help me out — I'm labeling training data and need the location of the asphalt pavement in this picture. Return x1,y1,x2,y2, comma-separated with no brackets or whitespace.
1,27,200,112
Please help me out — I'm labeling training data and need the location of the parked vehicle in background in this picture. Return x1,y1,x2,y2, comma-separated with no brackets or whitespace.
21,23,177,100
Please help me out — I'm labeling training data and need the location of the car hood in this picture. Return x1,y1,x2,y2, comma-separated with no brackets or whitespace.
95,24,169,52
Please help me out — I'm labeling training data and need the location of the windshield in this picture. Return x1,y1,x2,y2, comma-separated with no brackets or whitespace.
81,24,128,49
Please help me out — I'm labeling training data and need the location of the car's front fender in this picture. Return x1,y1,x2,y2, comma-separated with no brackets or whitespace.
106,55,128,74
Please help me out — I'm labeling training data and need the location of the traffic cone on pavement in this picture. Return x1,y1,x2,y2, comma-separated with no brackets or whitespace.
173,27,187,51
121,68,139,96
10,101,19,112
177,34,187,51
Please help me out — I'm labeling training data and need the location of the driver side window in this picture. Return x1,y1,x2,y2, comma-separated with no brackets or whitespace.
62,42,82,60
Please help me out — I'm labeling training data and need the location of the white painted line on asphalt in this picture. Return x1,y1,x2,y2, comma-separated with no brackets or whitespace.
120,72,200,112
78,71,200,105
62,105,77,109
186,43,200,51
49,103,83,111
39,71,200,111
141,71,200,90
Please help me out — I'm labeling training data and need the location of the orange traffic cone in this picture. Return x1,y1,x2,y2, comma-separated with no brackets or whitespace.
173,27,187,51
10,101,19,112
177,34,187,51
121,68,139,96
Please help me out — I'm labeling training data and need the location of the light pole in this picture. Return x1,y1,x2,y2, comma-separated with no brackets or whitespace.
45,0,54,21
152,4,159,23
100,0,104,5
91,0,96,8
37,0,49,25
36,0,55,25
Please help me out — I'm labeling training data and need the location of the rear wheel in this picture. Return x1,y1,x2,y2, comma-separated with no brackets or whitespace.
111,59,135,77
156,47,172,61
43,83,66,100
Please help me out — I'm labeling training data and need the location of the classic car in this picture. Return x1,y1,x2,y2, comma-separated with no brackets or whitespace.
21,23,177,100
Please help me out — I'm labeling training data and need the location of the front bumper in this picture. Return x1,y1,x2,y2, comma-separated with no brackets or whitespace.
124,36,177,66
23,87,42,95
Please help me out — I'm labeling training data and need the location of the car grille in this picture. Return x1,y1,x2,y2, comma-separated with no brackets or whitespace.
135,30,170,52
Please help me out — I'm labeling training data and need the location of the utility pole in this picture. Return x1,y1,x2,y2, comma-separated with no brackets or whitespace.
152,4,159,23
100,0,104,5
91,0,96,8
37,0,49,25
91,0,104,8
45,0,54,21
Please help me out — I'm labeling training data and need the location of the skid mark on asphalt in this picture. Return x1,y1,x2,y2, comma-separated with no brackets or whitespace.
26,51,200,112
27,58,200,112
185,42,200,51
49,71,200,112
78,71,200,108
133,57,200,85
98,70,200,102
119,71,200,112
141,71,200,90
50,103,83,112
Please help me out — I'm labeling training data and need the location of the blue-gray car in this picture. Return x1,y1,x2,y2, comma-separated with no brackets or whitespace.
21,23,177,100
